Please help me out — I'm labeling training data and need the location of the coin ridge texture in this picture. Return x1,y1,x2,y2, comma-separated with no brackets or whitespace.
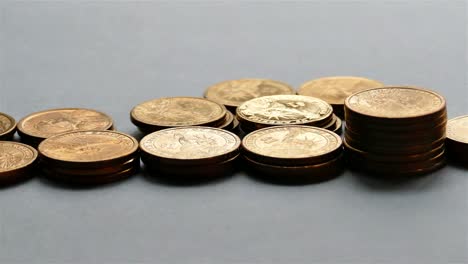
298,76,384,105
38,130,138,163
0,142,37,172
18,108,113,139
447,115,468,143
345,87,445,119
242,126,342,160
131,97,226,127
140,127,241,161
237,95,333,125
204,79,296,108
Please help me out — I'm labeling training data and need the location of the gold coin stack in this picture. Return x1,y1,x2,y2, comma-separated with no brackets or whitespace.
0,112,17,141
0,142,38,185
446,115,468,165
236,95,342,134
204,79,296,113
140,127,241,181
131,97,238,134
38,131,139,185
344,87,447,176
298,76,384,119
18,108,114,147
242,126,344,184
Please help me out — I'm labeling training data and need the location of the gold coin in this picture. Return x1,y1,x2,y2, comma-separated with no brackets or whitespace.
18,108,113,143
218,111,235,130
140,127,241,166
43,166,138,185
131,97,226,130
204,79,295,109
47,158,139,177
242,126,342,166
345,86,446,120
298,76,383,105
0,142,38,183
447,115,468,145
38,130,139,167
0,113,16,140
237,95,333,128
332,117,342,134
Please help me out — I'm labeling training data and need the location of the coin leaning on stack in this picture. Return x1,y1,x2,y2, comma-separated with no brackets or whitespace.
17,108,114,147
140,127,241,181
0,142,38,185
38,130,139,185
0,112,17,141
344,86,447,176
236,94,342,134
242,126,344,184
446,115,468,165
130,97,238,134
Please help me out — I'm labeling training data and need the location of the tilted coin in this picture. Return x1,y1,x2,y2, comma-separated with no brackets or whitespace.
140,127,241,166
345,87,446,120
38,130,139,167
0,112,17,140
131,97,226,131
218,111,235,130
204,79,295,109
18,108,113,144
332,116,342,134
237,95,333,128
298,76,383,106
242,126,342,166
447,115,468,145
0,141,38,183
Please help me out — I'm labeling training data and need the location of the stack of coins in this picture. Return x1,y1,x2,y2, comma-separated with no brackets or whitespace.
140,127,241,181
344,87,447,176
236,95,342,134
131,97,238,134
298,76,384,119
0,142,38,185
242,126,344,184
38,131,139,185
18,108,114,147
0,113,17,140
446,115,468,165
204,79,296,112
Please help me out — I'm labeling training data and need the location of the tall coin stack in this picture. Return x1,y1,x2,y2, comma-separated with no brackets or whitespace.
236,95,342,134
242,126,344,184
344,87,447,176
446,115,468,165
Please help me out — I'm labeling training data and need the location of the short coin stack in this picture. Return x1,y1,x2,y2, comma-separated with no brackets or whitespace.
446,115,468,165
131,97,238,134
236,95,341,134
242,126,344,184
204,78,296,112
38,131,139,185
0,142,38,185
140,127,241,181
18,108,114,147
344,87,447,176
0,112,17,140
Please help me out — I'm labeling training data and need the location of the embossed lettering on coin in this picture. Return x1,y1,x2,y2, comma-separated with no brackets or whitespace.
0,142,37,172
205,79,295,108
140,127,240,160
237,95,333,125
447,115,468,143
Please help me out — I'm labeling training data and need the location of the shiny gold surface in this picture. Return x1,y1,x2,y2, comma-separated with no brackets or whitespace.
0,113,16,139
131,97,226,128
447,115,468,144
18,108,113,139
0,142,37,173
237,95,333,126
205,79,295,108
298,76,383,105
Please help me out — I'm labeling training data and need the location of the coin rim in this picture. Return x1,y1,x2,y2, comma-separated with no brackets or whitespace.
0,141,38,176
0,112,17,138
446,115,468,145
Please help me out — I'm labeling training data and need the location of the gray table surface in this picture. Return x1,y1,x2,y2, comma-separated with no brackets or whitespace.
0,1,467,263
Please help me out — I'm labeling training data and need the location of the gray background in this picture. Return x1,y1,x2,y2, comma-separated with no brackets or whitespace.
0,1,467,263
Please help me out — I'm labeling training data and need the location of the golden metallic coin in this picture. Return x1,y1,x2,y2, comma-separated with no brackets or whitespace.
332,117,342,134
447,115,468,145
131,97,226,130
47,158,139,176
38,130,139,167
140,127,241,166
242,126,342,166
43,166,138,185
204,79,295,109
218,111,234,130
18,108,113,143
345,87,446,120
0,141,38,183
237,95,333,128
298,76,383,105
0,113,17,140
